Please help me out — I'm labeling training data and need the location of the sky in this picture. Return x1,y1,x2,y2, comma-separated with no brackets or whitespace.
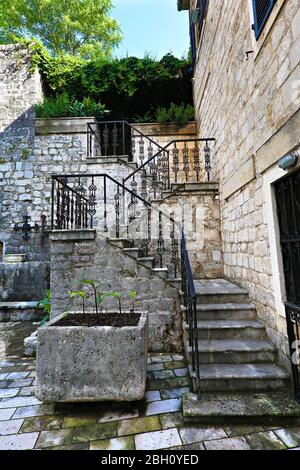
112,0,190,59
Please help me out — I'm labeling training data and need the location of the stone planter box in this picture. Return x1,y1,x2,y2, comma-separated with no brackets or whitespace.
133,121,197,137
35,311,148,402
35,117,97,135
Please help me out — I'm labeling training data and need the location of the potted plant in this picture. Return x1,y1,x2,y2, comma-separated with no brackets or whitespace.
35,280,148,402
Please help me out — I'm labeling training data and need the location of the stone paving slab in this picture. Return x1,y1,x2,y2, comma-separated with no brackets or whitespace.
0,419,23,436
118,416,161,437
135,428,182,450
0,432,38,450
1,322,300,451
274,428,300,448
204,436,252,450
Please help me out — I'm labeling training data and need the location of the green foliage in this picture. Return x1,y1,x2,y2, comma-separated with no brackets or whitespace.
38,289,51,325
156,103,195,126
0,0,122,60
35,93,109,120
69,279,138,316
28,44,193,122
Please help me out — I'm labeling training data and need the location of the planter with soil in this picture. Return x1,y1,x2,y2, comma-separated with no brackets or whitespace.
35,310,148,402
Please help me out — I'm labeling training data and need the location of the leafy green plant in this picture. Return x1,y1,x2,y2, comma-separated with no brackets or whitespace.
107,291,122,315
35,94,109,120
35,93,71,118
81,279,100,314
132,111,154,123
69,290,89,315
129,290,137,314
27,41,193,122
38,289,51,325
156,103,195,126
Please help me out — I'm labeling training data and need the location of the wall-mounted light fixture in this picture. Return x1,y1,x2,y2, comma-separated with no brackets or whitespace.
191,8,201,24
278,151,299,171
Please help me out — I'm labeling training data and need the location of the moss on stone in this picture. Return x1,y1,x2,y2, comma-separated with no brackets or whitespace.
118,416,161,437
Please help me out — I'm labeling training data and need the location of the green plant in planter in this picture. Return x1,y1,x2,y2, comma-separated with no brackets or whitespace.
38,289,51,326
69,290,89,315
156,103,195,126
129,290,137,314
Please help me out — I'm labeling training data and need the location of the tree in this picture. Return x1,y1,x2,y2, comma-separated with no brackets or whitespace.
0,0,122,59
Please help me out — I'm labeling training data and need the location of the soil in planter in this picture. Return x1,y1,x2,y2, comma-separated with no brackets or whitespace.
53,312,141,327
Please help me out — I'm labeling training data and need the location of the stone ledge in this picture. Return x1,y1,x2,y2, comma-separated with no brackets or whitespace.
256,108,300,174
133,122,197,137
0,301,39,310
49,229,96,241
35,117,96,135
222,157,255,200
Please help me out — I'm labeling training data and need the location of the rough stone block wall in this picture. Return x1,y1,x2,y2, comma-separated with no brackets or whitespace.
153,187,223,278
192,0,300,363
50,232,182,352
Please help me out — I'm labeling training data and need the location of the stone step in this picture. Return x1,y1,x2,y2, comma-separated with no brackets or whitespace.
183,303,257,321
151,267,169,278
108,238,133,249
167,278,182,289
194,279,249,305
123,247,141,258
189,363,290,392
137,257,155,269
185,339,277,364
183,320,266,340
182,391,300,425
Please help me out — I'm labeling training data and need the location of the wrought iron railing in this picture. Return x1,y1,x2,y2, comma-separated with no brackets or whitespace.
285,303,300,403
181,230,200,399
124,138,215,201
51,173,182,278
86,121,165,160
51,172,202,396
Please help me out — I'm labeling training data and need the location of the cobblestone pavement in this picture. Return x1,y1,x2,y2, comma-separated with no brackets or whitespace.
0,322,300,450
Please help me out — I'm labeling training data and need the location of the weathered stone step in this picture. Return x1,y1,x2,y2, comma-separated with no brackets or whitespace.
182,391,300,425
186,339,277,364
137,257,155,269
123,247,141,258
108,238,133,249
194,279,249,304
190,363,290,392
184,320,266,340
187,303,257,321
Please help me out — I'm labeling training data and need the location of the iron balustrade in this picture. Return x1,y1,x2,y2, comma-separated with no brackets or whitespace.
87,121,165,160
181,231,201,399
124,138,216,202
51,172,202,396
51,173,182,279
285,303,300,403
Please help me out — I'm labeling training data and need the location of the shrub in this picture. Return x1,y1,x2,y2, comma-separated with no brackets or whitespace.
156,103,195,126
29,42,193,122
35,93,71,118
35,94,109,120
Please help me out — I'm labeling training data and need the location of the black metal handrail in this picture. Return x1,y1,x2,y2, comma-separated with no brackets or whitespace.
181,230,200,399
123,137,216,201
285,302,300,403
86,120,165,160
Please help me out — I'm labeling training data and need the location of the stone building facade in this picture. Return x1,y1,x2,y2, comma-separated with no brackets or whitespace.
178,0,300,366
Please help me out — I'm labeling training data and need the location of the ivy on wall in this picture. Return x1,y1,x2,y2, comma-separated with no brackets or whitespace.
28,41,193,122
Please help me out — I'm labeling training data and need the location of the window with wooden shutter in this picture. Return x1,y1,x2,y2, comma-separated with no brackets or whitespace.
252,0,277,40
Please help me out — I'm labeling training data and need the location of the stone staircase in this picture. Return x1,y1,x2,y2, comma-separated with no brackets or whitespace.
183,279,290,394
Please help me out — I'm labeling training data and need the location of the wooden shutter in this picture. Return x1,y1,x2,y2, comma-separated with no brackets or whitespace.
252,0,277,39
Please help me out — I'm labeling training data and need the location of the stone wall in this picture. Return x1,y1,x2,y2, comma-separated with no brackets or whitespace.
191,0,300,364
49,230,182,352
153,183,223,279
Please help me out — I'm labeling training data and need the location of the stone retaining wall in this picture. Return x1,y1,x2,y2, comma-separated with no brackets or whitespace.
50,230,182,352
